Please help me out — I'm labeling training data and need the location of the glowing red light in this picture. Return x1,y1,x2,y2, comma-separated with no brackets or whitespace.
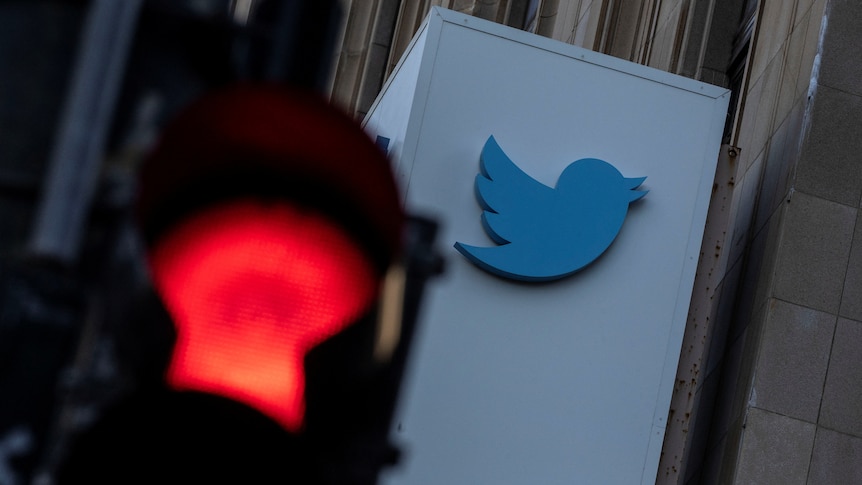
148,200,377,432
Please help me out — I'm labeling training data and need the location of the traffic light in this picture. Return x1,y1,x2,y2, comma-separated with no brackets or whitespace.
56,84,440,483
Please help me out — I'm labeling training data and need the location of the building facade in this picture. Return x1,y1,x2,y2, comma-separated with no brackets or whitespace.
327,1,862,483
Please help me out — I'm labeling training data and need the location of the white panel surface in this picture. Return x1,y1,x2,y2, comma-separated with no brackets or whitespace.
365,8,729,485
362,24,428,196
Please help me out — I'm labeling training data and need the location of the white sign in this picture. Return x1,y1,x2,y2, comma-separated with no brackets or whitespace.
364,8,729,485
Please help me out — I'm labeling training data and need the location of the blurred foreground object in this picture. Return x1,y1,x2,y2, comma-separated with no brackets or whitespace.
56,85,442,484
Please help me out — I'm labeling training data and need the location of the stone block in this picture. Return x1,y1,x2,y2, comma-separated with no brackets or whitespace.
840,210,862,320
748,0,795,85
751,299,836,422
773,191,856,313
729,153,763,266
733,408,816,485
808,427,862,484
818,0,862,97
796,85,862,207
820,317,862,437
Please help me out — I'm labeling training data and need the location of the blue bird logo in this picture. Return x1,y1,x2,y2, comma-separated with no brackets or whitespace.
454,136,648,282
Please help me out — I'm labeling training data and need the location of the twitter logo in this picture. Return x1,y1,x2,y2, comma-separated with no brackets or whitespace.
454,136,647,282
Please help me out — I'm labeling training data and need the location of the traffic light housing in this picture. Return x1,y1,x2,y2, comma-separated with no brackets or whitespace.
57,84,439,483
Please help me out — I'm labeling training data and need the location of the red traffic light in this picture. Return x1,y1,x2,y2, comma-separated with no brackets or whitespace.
137,85,404,433
150,199,377,432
